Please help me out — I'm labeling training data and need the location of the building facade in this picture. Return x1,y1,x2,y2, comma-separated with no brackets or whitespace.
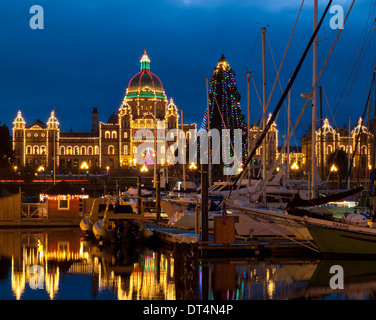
12,51,196,174
301,117,374,181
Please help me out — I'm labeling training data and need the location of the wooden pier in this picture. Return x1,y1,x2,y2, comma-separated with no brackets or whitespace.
145,221,319,258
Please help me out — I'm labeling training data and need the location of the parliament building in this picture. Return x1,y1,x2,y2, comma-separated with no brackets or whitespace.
12,51,196,174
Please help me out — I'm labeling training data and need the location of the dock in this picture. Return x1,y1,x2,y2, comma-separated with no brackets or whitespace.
145,221,319,258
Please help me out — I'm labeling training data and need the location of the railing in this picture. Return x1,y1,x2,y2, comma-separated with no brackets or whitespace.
21,203,48,219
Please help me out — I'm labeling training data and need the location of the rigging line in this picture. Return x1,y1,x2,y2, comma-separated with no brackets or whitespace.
265,32,288,124
251,72,263,110
322,87,337,129
343,70,376,188
263,0,305,116
251,0,355,202
333,19,376,116
231,0,334,195
332,1,376,109
336,32,374,116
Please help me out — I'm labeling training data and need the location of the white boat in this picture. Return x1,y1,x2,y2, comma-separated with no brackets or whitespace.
91,196,152,243
80,198,107,235
167,203,296,237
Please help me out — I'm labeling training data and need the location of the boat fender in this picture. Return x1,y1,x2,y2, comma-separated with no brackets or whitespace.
143,228,154,239
345,214,368,227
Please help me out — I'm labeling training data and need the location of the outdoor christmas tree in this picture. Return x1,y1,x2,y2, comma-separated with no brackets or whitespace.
200,54,248,176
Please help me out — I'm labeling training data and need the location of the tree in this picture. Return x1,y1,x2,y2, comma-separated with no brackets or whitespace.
199,54,248,179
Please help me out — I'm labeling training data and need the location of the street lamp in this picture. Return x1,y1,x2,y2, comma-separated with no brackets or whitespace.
330,164,338,172
291,162,299,170
189,162,197,170
81,161,89,170
141,163,148,172
38,165,46,189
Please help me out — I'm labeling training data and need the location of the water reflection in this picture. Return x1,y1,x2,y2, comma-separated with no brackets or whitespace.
2,229,376,300
0,229,177,300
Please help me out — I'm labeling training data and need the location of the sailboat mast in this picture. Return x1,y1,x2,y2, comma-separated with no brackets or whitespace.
206,77,212,186
348,115,351,189
262,27,267,181
247,70,251,183
287,79,291,179
181,109,186,191
311,0,318,199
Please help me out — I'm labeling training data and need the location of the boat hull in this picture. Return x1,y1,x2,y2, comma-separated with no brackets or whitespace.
80,217,92,233
308,226,376,255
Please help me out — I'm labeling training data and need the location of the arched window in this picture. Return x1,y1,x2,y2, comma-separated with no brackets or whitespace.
124,145,128,155
88,146,93,155
81,146,86,155
105,131,110,139
327,145,332,154
67,146,72,155
33,146,39,155
94,146,99,155
108,145,115,155
26,146,32,155
60,146,65,155
186,131,191,139
40,146,46,155
124,131,128,139
74,146,79,155
112,131,117,139
159,131,164,138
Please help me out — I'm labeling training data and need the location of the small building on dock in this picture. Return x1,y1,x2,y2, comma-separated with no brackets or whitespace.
40,180,88,220
0,189,21,221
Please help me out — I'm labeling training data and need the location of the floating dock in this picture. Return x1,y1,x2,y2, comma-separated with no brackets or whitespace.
145,221,319,258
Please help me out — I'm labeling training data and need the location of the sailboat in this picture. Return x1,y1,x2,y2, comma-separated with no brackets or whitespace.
227,0,365,243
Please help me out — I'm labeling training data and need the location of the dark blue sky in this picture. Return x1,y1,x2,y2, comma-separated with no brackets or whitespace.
1,0,375,146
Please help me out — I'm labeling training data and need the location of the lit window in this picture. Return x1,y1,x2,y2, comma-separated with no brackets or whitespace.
112,131,117,139
105,131,110,139
58,198,69,210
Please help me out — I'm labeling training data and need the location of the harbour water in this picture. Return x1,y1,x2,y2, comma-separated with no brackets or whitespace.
1,228,376,300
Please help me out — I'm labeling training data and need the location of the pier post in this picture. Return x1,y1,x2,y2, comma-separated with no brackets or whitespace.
137,176,141,215
156,173,161,222
201,163,209,243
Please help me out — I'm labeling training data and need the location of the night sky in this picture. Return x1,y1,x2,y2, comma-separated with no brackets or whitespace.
1,0,375,146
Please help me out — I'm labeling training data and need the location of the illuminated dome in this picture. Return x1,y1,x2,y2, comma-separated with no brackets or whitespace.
125,50,167,100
